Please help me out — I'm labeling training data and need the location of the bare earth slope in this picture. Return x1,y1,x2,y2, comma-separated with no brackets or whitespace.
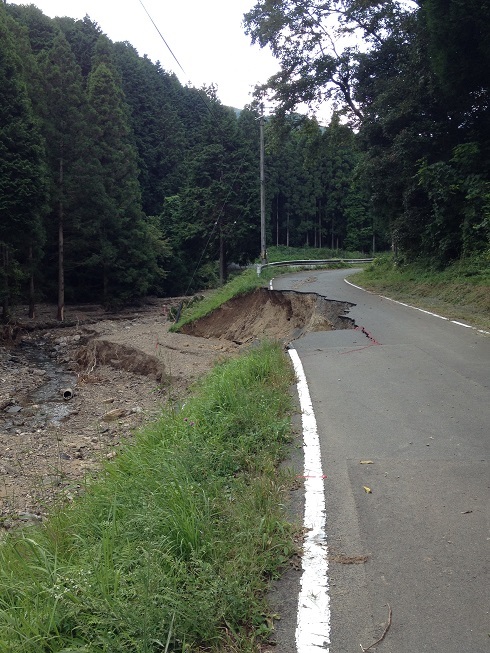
1,286,354,526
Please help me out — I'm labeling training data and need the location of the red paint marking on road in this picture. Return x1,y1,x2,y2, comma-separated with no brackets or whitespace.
341,326,381,354
355,325,381,345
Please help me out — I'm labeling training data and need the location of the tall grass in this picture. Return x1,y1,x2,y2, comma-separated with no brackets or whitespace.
171,268,276,330
172,250,368,331
266,245,369,262
351,253,490,329
0,342,296,653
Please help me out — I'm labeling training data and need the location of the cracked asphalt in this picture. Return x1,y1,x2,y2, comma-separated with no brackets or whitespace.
273,268,489,653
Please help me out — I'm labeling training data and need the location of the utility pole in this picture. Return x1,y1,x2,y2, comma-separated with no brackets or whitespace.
259,104,267,264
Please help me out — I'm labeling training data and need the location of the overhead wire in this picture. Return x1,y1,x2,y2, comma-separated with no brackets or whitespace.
137,0,186,76
137,0,221,118
136,0,259,301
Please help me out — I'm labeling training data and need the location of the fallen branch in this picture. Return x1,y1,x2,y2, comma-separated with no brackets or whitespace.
360,604,392,652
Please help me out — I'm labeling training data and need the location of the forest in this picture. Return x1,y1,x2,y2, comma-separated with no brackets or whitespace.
1,1,488,319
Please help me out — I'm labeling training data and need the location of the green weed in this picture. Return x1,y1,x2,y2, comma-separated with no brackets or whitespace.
352,253,490,329
267,245,368,262
171,269,275,330
0,342,296,653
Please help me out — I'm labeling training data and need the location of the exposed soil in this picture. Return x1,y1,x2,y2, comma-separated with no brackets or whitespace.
0,288,354,529
180,288,354,342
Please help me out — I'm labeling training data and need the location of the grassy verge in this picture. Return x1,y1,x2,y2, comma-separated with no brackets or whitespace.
0,342,297,653
171,268,277,330
351,253,490,331
172,249,369,330
266,245,369,262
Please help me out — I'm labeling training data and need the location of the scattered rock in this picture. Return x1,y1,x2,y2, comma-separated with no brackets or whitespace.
102,408,129,422
1,290,356,522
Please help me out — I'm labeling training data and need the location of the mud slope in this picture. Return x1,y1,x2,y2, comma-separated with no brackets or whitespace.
180,288,355,344
1,289,355,520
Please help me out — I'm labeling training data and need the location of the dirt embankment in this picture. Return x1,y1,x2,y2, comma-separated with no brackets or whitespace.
180,288,354,342
1,286,354,526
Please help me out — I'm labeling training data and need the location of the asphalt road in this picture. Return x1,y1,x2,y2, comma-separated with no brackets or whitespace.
273,269,490,653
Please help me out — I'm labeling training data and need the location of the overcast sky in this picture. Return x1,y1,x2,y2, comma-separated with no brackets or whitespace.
9,0,280,109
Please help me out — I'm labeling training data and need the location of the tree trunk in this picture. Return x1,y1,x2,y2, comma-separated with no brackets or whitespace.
318,199,322,248
57,156,64,321
103,265,108,305
219,225,227,285
28,245,35,319
1,244,9,322
276,198,279,246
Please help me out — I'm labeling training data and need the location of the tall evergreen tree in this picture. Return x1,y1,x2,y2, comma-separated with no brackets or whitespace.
6,2,57,54
235,107,262,258
320,114,357,250
38,31,88,320
86,37,162,304
265,114,305,248
298,117,323,246
56,15,102,79
113,43,187,216
0,6,48,319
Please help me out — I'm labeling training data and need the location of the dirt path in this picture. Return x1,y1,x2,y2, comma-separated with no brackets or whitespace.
0,287,354,529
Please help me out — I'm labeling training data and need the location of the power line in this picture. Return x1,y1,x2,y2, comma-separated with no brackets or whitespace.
137,0,187,76
137,0,218,117
136,0,262,291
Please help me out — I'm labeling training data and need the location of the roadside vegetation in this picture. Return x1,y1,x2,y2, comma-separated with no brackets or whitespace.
351,253,490,330
3,3,488,319
173,247,369,330
171,268,274,331
0,339,297,653
266,246,370,263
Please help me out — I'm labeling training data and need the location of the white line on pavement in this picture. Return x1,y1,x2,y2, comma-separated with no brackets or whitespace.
288,348,331,653
344,279,490,335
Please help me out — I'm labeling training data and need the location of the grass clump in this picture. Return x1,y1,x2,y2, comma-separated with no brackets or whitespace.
171,268,276,330
0,342,296,653
351,253,490,329
173,251,368,330
267,245,369,262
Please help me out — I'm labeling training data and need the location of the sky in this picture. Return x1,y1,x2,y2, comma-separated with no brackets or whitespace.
9,0,281,110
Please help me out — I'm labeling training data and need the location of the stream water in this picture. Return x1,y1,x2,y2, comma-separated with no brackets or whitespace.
11,342,77,427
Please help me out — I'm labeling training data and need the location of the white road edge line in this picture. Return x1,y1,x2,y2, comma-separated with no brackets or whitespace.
271,277,330,650
344,279,490,335
288,348,331,653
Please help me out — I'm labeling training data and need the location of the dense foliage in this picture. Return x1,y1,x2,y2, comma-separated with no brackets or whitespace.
0,341,296,652
0,3,380,319
245,0,490,266
2,2,486,318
